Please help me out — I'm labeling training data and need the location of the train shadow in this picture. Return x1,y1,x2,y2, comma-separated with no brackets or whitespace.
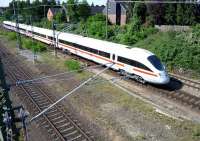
149,77,183,91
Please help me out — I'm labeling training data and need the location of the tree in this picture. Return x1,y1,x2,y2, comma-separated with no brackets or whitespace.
77,0,90,21
85,14,106,39
176,4,185,25
66,0,78,22
146,2,165,25
164,4,176,24
54,11,66,23
132,3,146,24
184,4,196,25
49,0,57,6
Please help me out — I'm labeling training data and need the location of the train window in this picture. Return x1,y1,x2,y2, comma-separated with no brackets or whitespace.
147,55,164,71
59,39,108,58
118,56,132,65
48,36,55,41
28,30,32,33
118,56,152,71
99,51,110,58
76,44,89,51
32,32,46,38
136,62,152,71
59,39,74,46
89,48,98,54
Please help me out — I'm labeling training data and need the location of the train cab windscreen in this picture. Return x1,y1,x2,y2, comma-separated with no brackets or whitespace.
147,55,164,71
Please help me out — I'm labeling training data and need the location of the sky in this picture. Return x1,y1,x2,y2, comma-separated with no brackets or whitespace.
0,0,107,7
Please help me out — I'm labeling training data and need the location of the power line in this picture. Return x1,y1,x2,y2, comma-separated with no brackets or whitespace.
15,63,112,86
110,0,200,4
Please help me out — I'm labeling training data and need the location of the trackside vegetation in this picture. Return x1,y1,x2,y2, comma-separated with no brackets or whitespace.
0,30,47,52
135,25,200,73
64,59,81,71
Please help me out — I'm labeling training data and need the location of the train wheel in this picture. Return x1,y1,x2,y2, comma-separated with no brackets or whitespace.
138,76,146,84
119,69,126,76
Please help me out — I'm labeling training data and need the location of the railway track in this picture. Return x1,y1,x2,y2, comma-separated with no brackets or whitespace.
56,48,200,112
170,73,200,91
0,47,93,141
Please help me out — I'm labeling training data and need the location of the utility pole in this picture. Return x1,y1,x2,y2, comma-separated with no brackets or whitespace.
52,21,57,57
13,0,22,51
30,16,37,63
43,5,46,18
106,0,108,39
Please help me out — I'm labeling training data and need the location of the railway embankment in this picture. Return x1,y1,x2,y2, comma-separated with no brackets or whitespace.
1,29,200,141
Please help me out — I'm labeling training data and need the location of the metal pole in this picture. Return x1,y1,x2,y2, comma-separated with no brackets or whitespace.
30,16,36,63
52,21,57,57
106,0,108,39
13,0,22,51
43,5,45,18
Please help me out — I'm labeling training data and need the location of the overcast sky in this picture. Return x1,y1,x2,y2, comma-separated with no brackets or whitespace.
0,0,107,7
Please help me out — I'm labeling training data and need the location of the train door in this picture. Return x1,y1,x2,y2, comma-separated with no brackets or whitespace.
112,54,115,61
112,54,118,70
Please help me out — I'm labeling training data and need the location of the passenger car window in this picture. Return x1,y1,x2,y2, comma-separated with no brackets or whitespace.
117,56,152,72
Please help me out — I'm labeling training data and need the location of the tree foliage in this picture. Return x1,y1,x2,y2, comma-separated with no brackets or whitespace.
66,0,79,22
77,0,90,21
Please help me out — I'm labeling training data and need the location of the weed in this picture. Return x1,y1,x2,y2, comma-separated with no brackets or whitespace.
64,59,81,71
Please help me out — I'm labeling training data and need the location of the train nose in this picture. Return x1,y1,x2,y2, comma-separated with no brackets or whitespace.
159,72,170,84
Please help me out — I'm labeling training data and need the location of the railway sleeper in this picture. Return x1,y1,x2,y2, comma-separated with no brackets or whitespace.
35,98,49,104
60,126,74,133
38,101,51,107
56,122,71,129
63,130,79,139
47,112,62,118
40,105,49,109
54,119,67,125
31,94,44,99
68,134,82,141
46,109,58,115
51,115,64,121
40,120,48,126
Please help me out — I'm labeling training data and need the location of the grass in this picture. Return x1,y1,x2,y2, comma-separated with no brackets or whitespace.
0,29,47,52
64,59,81,71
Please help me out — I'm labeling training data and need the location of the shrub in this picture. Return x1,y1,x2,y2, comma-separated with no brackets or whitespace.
22,38,46,52
64,59,81,71
7,32,16,40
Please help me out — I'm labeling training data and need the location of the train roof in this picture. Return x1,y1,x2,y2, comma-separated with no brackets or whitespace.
3,21,154,59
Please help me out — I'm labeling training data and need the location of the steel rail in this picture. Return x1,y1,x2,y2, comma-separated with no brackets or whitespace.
0,47,93,141
170,73,200,91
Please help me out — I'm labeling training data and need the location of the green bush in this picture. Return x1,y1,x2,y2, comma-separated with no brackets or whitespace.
22,38,47,52
135,31,200,73
7,32,16,40
64,59,81,71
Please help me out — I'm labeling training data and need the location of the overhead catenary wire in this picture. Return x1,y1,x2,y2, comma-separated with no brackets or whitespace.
109,0,200,4
3,0,200,13
30,63,114,122
16,63,112,86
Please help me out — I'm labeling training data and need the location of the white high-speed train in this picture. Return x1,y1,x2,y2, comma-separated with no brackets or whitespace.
3,21,170,84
